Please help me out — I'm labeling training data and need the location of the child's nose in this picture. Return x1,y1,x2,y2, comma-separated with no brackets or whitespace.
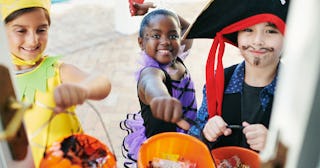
160,36,170,45
252,32,265,46
26,32,39,46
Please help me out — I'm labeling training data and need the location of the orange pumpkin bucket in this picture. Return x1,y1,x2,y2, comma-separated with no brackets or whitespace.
137,132,215,168
40,134,116,168
211,146,260,168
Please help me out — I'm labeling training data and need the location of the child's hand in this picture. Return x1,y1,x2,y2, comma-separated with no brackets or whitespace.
53,83,88,113
177,119,190,131
202,116,232,142
242,121,268,151
149,96,182,123
131,2,156,16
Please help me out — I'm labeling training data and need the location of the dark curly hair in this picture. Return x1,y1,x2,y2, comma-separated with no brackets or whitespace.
139,9,180,37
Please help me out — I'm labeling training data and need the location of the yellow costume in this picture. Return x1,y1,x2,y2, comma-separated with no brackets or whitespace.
16,56,83,168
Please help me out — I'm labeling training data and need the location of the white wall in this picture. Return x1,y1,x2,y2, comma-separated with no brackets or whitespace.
261,0,320,167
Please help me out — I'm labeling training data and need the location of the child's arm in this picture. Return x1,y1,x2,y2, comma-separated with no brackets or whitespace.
132,2,156,16
54,63,111,112
138,67,183,123
178,16,193,52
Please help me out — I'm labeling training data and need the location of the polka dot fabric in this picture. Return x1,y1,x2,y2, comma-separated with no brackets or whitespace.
225,61,278,111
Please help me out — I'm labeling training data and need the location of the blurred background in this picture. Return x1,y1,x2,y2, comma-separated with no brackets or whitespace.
47,0,243,166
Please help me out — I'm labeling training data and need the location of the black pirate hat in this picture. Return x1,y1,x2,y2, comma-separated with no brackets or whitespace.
184,0,290,118
185,0,290,44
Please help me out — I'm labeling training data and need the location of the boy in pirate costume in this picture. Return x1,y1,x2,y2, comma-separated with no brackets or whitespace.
1,0,111,167
186,0,290,152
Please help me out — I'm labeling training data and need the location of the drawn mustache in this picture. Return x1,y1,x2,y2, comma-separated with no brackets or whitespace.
240,45,274,52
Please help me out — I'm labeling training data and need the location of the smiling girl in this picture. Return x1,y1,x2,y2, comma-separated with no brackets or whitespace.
1,1,111,167
120,9,196,167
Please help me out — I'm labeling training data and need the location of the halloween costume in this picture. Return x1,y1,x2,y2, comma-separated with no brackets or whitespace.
16,56,83,167
1,1,84,167
189,62,278,149
121,50,197,167
184,0,290,150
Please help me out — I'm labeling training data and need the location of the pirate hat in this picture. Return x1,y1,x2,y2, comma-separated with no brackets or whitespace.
184,0,290,118
185,0,289,44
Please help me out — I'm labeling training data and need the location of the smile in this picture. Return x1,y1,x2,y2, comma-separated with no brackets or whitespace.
157,49,172,55
22,46,39,51
250,50,267,54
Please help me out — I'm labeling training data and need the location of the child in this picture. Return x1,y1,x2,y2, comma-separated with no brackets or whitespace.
120,7,196,167
186,0,290,152
1,0,111,167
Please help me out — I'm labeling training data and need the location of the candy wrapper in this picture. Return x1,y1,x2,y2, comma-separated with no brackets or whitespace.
148,155,197,168
217,155,250,168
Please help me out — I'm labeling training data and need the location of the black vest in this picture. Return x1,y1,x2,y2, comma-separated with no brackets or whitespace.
207,64,274,150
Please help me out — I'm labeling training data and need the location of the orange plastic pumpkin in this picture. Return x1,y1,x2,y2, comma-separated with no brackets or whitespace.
138,132,215,168
40,134,116,168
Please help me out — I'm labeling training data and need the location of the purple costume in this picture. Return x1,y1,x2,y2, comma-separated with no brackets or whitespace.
120,49,197,168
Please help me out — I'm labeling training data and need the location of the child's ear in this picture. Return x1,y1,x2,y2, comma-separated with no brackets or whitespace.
138,37,144,50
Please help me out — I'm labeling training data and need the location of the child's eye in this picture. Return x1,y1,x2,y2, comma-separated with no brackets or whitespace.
241,28,252,32
266,29,279,34
37,28,48,33
151,34,160,39
16,29,26,34
169,34,179,40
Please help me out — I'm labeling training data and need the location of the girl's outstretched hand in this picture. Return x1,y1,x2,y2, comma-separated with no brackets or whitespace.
242,121,268,152
149,96,183,123
149,97,191,131
132,2,156,16
53,83,88,113
202,116,232,142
